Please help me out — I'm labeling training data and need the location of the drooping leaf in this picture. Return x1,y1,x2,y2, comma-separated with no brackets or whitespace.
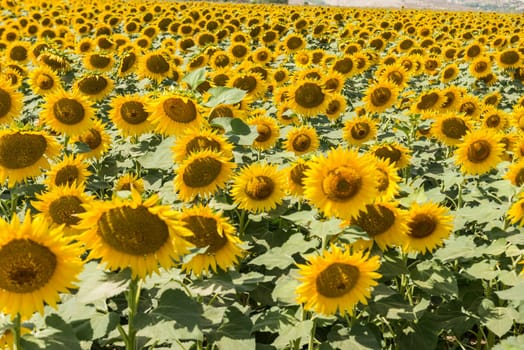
204,87,246,108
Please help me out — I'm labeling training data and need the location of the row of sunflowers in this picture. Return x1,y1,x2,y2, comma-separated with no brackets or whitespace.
1,0,524,348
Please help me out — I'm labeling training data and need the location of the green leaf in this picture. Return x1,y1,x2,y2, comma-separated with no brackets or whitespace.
326,324,381,350
483,307,516,338
496,282,524,301
251,307,296,333
211,117,258,146
272,273,301,305
217,305,253,339
465,260,498,281
379,253,409,279
493,335,524,350
204,87,247,108
309,217,343,238
398,315,439,350
434,235,481,262
152,289,204,331
182,67,207,90
367,294,415,320
75,261,130,304
36,314,82,350
215,337,256,350
272,320,313,349
410,260,458,297
137,136,175,170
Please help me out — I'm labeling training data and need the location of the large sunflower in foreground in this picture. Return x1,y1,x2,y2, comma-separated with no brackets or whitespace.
0,129,61,187
295,244,381,316
32,183,94,237
351,201,408,251
454,128,504,175
230,162,286,213
174,150,235,202
303,147,379,220
180,205,244,276
403,201,453,254
41,90,95,137
109,94,154,137
0,211,83,320
0,76,23,126
76,190,193,279
148,94,202,136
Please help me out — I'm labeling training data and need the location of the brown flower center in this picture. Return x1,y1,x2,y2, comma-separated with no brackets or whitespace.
316,262,360,298
290,163,309,187
79,128,102,150
416,92,440,111
286,36,304,50
333,57,354,74
36,73,55,91
120,101,148,125
350,122,371,140
500,50,520,65
182,156,222,188
182,215,227,254
0,133,47,169
244,175,275,200
89,54,111,69
353,204,396,237
370,87,392,107
374,145,402,164
441,117,468,139
408,213,436,238
0,88,13,119
49,195,85,226
77,75,109,96
294,82,325,109
163,98,197,124
292,134,311,152
322,167,362,202
97,205,169,255
255,124,272,143
467,140,491,163
0,239,57,293
186,136,221,155
53,98,86,125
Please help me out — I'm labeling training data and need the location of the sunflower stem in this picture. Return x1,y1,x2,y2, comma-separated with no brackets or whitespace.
124,277,142,350
12,313,21,350
308,316,317,350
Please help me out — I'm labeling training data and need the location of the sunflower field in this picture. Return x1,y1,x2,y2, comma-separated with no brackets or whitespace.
1,0,524,349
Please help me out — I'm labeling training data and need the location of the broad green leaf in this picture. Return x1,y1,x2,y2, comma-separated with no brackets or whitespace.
496,282,524,301
34,314,82,350
272,273,301,305
272,320,313,349
368,294,415,320
137,136,175,170
211,117,258,146
398,316,439,350
483,307,516,338
75,262,130,304
251,307,296,333
182,67,207,90
217,305,253,339
152,289,204,331
493,335,524,350
434,235,480,262
309,217,343,238
410,260,458,297
215,337,256,350
465,260,498,281
379,253,409,279
326,324,381,350
204,87,246,107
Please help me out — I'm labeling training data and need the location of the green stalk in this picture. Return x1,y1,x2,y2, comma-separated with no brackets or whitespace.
122,277,142,350
308,316,317,350
12,313,21,350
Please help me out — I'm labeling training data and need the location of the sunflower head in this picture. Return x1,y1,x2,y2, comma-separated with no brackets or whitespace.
363,80,399,114
455,128,504,176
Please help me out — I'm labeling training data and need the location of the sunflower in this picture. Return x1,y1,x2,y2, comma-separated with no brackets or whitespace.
283,33,306,53
44,154,92,188
505,159,524,187
303,147,379,220
481,106,508,131
377,63,410,89
0,209,82,322
458,94,483,120
410,89,443,114
285,158,310,197
295,244,381,316
137,50,172,83
373,157,401,201
512,106,524,132
28,65,62,96
83,52,114,72
174,150,235,202
464,41,484,61
76,190,193,279
71,74,112,102
149,94,202,136
109,94,154,137
284,125,319,156
430,112,472,146
363,80,399,114
71,119,112,160
32,183,93,237
370,142,411,169
288,79,331,117
496,48,521,69
75,37,94,55
351,201,408,251
41,90,95,137
2,67,23,89
252,47,273,65
114,173,145,193
0,129,61,187
5,41,31,64
172,128,233,163
455,128,504,175
0,76,23,126
440,63,460,84
180,205,244,276
228,42,250,62
507,192,524,226
483,91,502,107
117,48,139,78
402,201,453,254
468,55,492,79
248,113,280,151
230,162,286,213
330,55,356,77
343,115,377,146
322,71,346,94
